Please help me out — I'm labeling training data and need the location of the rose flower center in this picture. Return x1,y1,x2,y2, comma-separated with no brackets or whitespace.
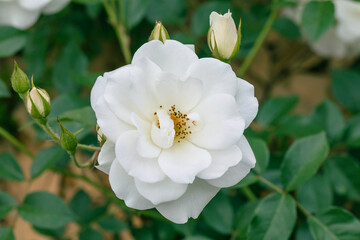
151,105,198,149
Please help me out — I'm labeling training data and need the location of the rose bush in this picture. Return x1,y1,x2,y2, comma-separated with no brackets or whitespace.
91,40,258,223
0,0,70,29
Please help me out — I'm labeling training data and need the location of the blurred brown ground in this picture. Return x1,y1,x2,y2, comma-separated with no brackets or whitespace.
0,32,354,240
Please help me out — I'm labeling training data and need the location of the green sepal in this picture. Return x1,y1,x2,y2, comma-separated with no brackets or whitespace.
11,61,29,94
58,119,78,154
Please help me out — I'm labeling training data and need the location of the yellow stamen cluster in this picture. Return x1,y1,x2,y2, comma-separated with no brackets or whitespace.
154,105,193,143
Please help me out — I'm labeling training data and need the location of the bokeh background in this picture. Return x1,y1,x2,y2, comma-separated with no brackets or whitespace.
1,0,360,239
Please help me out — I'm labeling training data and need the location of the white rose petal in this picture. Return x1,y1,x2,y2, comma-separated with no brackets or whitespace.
0,0,70,29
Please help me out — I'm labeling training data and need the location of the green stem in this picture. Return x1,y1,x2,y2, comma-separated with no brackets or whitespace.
103,0,132,64
237,1,278,77
113,24,132,64
296,201,311,217
70,153,94,168
0,126,34,158
240,186,257,201
257,175,312,217
257,175,284,194
77,144,101,151
37,120,60,141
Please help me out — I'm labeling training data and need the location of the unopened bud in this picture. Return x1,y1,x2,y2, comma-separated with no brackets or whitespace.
96,125,106,145
25,84,51,119
208,10,241,60
58,119,78,154
149,21,170,43
11,61,29,95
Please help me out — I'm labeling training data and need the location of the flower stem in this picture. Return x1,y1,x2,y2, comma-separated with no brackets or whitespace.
0,126,34,158
77,143,101,151
103,0,132,64
240,186,257,201
70,153,94,168
237,0,278,77
113,23,132,64
40,121,60,141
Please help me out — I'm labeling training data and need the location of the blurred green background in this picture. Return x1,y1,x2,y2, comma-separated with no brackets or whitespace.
1,0,360,239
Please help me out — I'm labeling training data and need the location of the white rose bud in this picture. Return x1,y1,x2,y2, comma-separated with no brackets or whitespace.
25,86,51,119
149,21,170,43
208,10,241,60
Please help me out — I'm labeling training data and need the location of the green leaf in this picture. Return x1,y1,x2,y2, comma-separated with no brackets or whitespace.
281,132,329,191
257,96,298,127
248,193,297,240
248,138,269,174
331,69,360,112
301,1,335,41
0,79,10,98
31,146,64,179
33,226,64,238
58,106,96,127
307,207,360,240
183,237,213,240
312,99,345,143
294,224,313,240
345,115,360,148
146,0,185,25
0,26,27,57
202,191,233,234
124,0,149,29
52,42,88,94
0,153,25,181
273,17,301,40
0,227,15,240
0,191,17,219
70,190,107,225
191,1,231,36
18,191,74,229
276,115,323,138
324,155,360,201
99,215,126,232
79,228,104,240
297,173,332,213
234,200,259,239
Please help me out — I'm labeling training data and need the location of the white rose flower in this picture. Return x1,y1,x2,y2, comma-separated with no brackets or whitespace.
91,40,258,224
0,0,70,29
284,0,360,58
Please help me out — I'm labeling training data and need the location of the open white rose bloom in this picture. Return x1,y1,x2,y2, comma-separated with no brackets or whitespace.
91,40,258,223
284,0,360,58
0,0,70,29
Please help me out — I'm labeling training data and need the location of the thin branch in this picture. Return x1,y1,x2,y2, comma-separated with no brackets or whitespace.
0,126,34,158
237,0,279,77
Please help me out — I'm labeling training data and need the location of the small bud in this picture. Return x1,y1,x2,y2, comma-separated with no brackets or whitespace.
149,21,170,43
11,61,30,95
96,125,106,145
25,83,51,119
208,10,241,60
58,119,78,154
